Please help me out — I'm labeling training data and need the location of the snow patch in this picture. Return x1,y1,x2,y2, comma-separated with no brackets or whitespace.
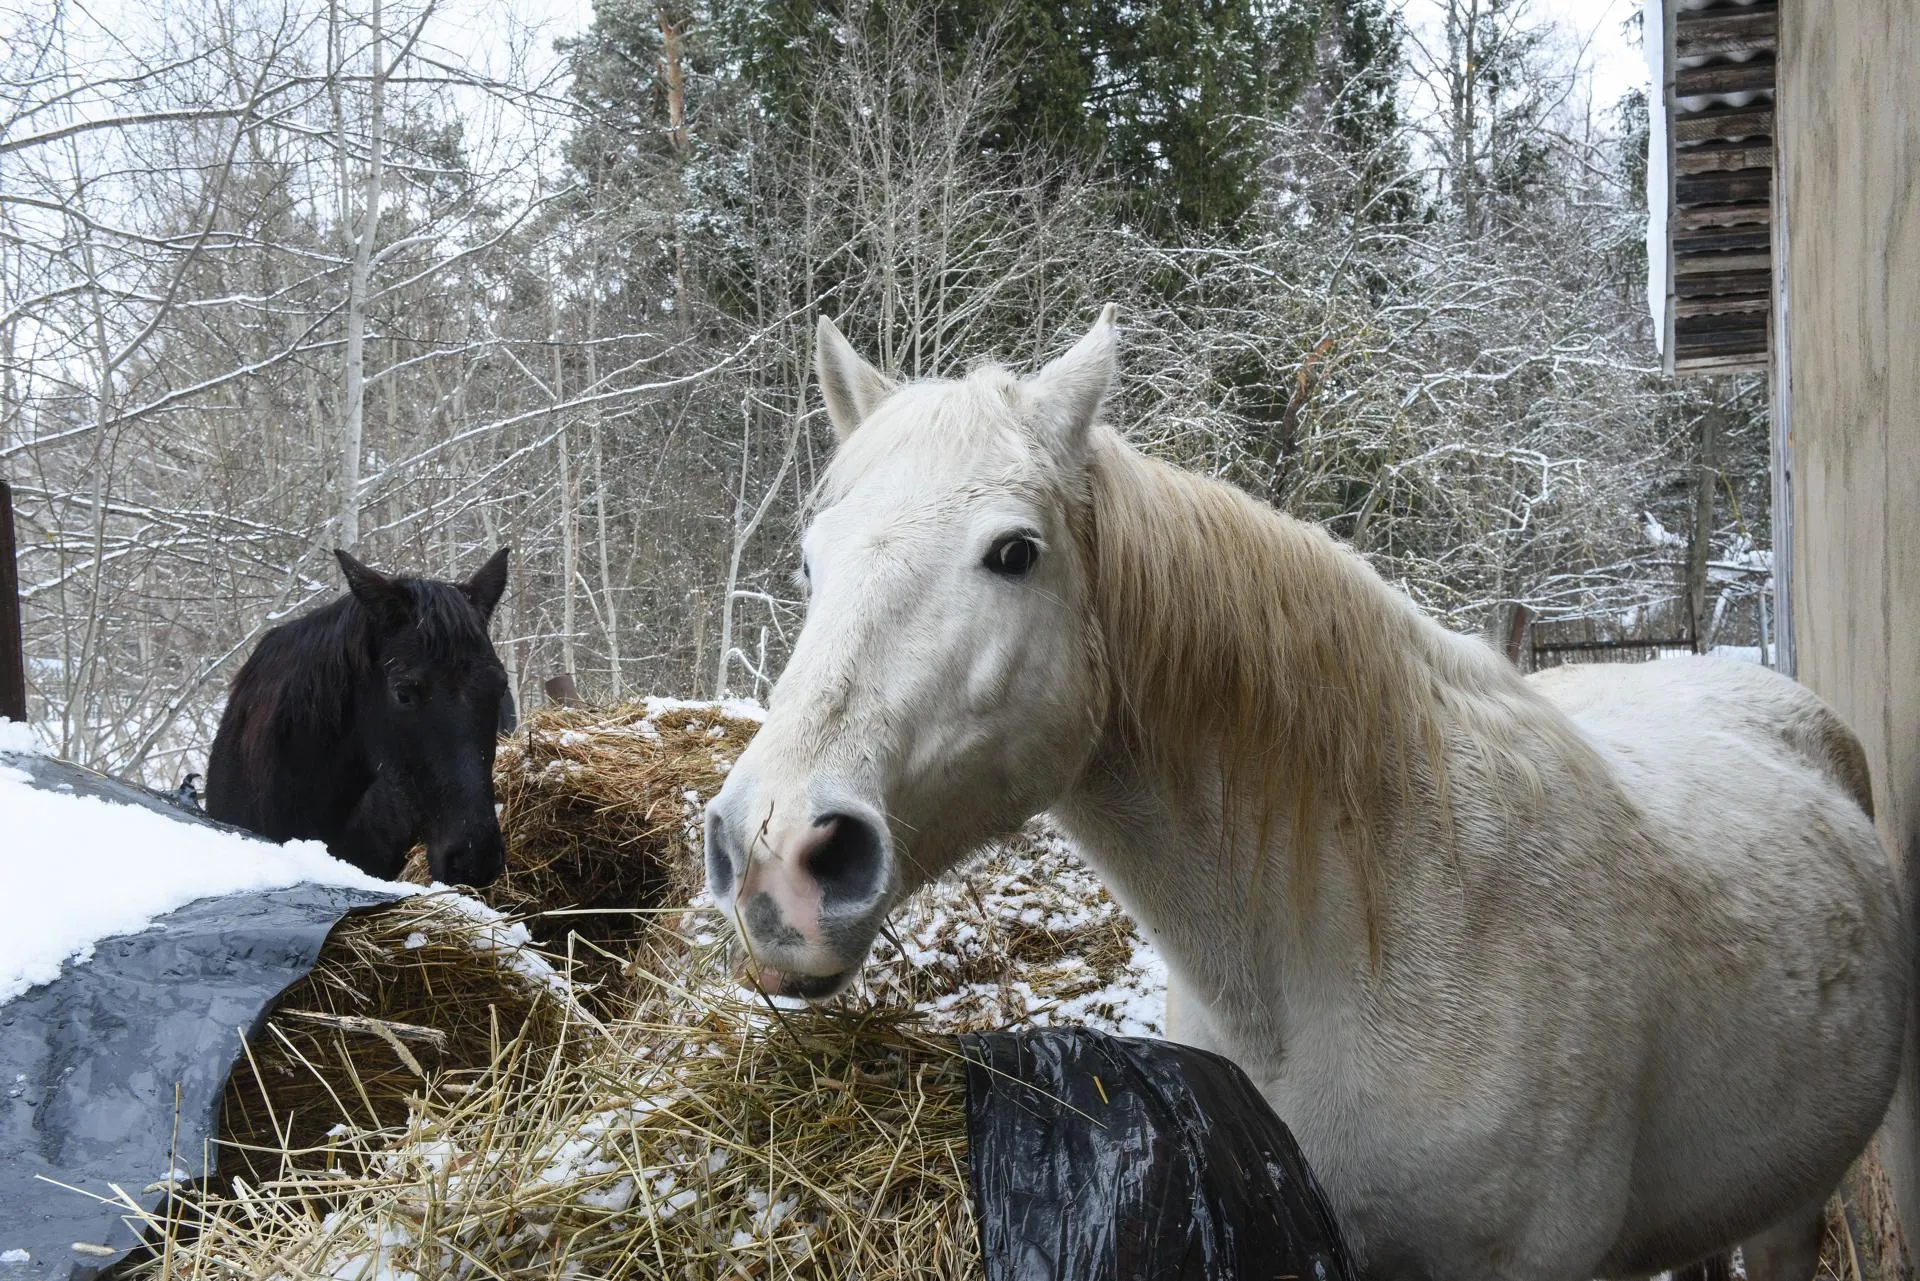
0,719,41,756
0,752,415,1004
425,890,568,994
640,695,764,724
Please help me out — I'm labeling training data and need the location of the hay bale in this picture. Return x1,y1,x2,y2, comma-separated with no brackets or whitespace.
128,973,976,1280
122,760,1165,1279
485,700,762,981
480,703,1163,1033
215,891,582,1186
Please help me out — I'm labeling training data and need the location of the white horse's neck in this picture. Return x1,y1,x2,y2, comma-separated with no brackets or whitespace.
1057,431,1564,1052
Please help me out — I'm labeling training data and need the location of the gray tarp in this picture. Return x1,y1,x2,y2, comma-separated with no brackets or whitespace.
0,754,402,1279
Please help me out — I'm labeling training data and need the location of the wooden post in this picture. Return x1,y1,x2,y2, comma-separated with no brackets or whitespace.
1504,603,1536,668
544,672,583,708
0,478,25,722
1687,399,1724,653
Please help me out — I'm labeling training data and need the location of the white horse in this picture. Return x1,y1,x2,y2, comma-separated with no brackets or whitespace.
702,307,1907,1281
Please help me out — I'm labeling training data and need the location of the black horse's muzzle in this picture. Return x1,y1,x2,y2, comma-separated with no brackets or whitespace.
430,822,506,888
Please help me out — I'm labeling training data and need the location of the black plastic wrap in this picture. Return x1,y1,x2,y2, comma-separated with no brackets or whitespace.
0,754,403,1280
4,750,239,828
961,1027,1355,1281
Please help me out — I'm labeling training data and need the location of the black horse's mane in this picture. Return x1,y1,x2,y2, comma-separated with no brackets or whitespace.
230,577,491,766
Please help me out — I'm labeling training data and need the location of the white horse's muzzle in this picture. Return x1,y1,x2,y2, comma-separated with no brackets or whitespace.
703,787,893,998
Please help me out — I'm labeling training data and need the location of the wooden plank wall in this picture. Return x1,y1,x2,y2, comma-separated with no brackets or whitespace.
1778,0,1920,1258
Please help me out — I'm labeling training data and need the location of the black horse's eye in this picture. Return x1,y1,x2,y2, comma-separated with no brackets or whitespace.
984,534,1039,577
392,682,422,708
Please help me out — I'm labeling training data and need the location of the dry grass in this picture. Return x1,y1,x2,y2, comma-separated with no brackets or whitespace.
215,892,578,1187
1816,1145,1912,1281
125,950,978,1281
480,701,762,997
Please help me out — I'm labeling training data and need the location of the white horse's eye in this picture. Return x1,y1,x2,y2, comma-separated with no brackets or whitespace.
985,534,1039,577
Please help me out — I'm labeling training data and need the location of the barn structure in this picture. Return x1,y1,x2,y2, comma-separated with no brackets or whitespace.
1649,0,1920,1259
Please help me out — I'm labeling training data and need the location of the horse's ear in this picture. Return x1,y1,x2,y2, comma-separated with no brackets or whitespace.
335,549,411,631
815,315,896,442
462,547,510,623
1027,303,1118,453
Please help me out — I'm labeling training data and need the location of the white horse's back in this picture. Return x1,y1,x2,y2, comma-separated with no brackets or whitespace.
1528,657,1902,1273
1530,656,1875,815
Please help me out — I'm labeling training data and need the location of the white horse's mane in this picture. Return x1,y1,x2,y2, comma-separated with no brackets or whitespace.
822,363,1605,922
1082,427,1467,908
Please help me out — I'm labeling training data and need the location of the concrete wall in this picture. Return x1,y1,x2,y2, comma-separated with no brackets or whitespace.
1779,0,1920,1252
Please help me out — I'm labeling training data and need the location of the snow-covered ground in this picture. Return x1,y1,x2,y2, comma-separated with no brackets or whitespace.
0,720,415,1004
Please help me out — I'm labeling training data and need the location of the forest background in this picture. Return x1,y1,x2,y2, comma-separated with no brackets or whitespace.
0,0,1770,783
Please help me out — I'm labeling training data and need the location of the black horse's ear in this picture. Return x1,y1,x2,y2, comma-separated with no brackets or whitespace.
462,547,510,623
335,549,411,631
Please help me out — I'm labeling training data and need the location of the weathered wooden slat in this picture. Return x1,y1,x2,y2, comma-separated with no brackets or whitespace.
1676,294,1770,318
1674,202,1771,230
1674,140,1774,173
1674,227,1771,255
1675,334,1769,358
1677,318,1769,351
1674,251,1772,275
1674,5,1777,58
1675,59,1777,97
1678,303,1768,330
1673,105,1773,142
1674,3,1776,34
1675,351,1769,374
1677,271,1771,299
1676,168,1772,205
1677,338,1769,363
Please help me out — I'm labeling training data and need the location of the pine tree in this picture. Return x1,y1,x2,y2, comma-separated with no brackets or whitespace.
565,0,1322,241
1318,0,1413,223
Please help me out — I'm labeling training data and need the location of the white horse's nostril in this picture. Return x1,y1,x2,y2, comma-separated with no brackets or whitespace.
798,812,887,906
704,805,741,900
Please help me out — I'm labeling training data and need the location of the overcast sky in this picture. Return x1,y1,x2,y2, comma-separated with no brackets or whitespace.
1401,0,1649,120
1521,0,1647,108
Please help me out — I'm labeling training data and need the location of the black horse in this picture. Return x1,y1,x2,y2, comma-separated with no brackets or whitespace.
205,548,514,886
